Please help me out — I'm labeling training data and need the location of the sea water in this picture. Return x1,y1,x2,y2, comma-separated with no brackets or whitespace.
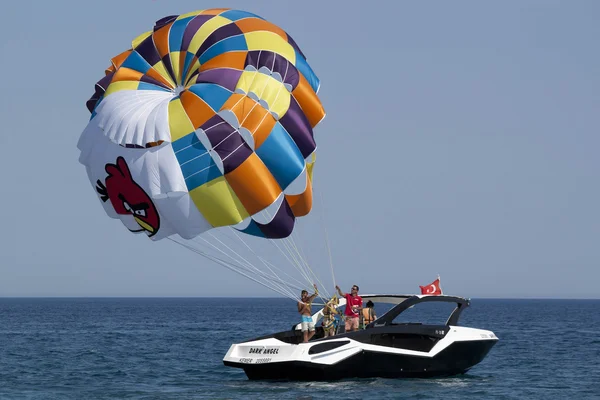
0,298,598,399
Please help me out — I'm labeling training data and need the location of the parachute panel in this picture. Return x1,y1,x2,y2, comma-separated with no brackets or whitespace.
189,176,249,227
224,153,282,216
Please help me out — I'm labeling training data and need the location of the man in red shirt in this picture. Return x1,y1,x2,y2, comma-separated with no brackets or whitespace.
335,284,363,332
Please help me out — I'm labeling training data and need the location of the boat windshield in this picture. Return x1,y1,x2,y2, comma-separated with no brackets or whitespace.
390,301,458,325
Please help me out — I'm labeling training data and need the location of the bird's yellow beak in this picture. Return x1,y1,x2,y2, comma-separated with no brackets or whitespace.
134,216,155,233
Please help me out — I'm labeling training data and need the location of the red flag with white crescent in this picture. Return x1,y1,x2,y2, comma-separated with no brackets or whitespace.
419,278,442,295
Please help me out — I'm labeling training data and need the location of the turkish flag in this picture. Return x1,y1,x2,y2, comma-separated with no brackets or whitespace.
419,278,442,295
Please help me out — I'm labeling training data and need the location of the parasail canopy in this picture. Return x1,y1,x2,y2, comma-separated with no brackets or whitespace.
78,8,325,242
77,9,333,301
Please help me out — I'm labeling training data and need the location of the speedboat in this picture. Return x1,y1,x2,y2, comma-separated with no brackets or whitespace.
222,294,498,380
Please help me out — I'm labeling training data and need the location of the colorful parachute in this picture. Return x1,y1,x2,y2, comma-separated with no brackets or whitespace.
77,8,326,243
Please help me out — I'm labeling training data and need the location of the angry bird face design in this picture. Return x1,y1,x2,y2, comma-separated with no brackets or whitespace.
96,156,160,237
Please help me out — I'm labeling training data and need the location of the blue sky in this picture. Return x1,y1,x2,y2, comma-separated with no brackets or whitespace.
1,1,598,298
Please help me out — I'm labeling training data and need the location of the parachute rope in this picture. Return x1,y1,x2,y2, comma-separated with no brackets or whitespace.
262,205,332,302
192,231,301,299
318,184,337,291
166,211,334,305
167,237,300,301
229,228,307,290
199,233,300,299
202,241,297,299
163,184,336,305
283,233,330,300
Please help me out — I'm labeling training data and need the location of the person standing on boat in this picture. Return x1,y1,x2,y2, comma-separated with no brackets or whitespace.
322,297,339,338
298,284,319,343
335,284,363,332
360,300,377,329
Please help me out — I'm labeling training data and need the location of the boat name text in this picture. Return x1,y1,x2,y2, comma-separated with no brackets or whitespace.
248,347,279,355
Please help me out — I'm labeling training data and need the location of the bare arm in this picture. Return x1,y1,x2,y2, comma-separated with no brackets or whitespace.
335,285,345,297
308,284,319,302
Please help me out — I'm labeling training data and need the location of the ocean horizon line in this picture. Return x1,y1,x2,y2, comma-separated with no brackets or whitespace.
0,295,598,300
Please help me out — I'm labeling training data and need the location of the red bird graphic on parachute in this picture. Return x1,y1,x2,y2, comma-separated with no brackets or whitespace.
96,156,160,237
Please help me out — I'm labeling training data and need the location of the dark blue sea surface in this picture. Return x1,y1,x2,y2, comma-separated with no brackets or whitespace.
0,298,598,399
